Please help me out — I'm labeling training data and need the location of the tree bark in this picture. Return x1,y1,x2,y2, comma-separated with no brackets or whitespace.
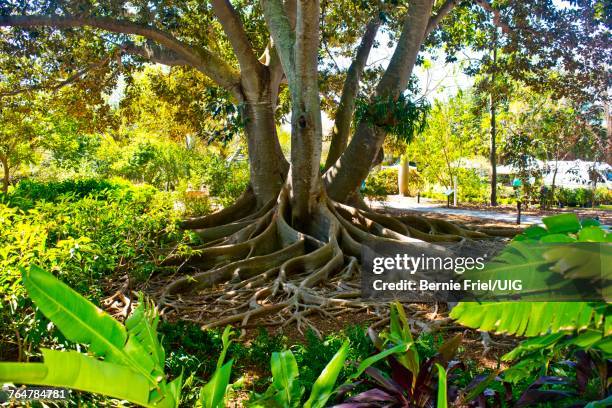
324,0,434,202
489,30,498,206
243,96,289,205
290,0,323,223
324,17,380,170
0,15,242,97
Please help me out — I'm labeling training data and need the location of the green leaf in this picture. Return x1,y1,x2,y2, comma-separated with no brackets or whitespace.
585,396,612,408
22,266,161,382
436,363,447,408
502,333,566,361
303,341,349,408
540,234,576,242
347,342,411,382
0,349,158,407
199,326,235,408
125,296,165,370
542,213,581,234
14,266,180,407
270,350,300,405
580,218,601,228
578,226,606,242
451,302,607,337
522,225,548,239
389,302,419,378
200,359,234,408
217,326,234,371
250,350,304,408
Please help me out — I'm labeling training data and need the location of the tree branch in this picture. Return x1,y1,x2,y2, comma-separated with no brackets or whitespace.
376,0,435,97
474,0,514,35
425,0,458,38
0,52,115,97
122,41,191,66
210,0,265,89
261,0,296,85
0,14,241,94
324,16,381,170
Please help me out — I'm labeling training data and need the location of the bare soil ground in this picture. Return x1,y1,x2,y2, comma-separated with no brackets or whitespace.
104,210,522,408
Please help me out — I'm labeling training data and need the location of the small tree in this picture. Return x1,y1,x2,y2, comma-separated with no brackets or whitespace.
0,96,40,193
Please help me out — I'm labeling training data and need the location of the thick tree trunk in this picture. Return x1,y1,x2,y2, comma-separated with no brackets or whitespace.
324,0,434,202
243,98,289,205
289,0,323,223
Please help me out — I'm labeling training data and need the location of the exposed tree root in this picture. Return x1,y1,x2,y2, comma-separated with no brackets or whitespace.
150,188,508,335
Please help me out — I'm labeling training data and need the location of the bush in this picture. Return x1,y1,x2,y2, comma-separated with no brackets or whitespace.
399,168,424,197
554,187,602,207
0,179,181,362
362,167,398,199
594,187,611,205
6,178,121,206
190,155,250,207
455,168,488,203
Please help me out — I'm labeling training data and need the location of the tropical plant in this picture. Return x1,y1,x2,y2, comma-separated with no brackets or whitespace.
0,265,182,407
362,168,399,199
249,341,349,408
451,214,611,340
333,303,487,408
199,326,237,408
451,213,611,405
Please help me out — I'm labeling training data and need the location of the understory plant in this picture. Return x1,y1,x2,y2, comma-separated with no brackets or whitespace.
0,266,249,408
451,213,611,406
0,265,183,407
333,302,493,408
249,342,350,408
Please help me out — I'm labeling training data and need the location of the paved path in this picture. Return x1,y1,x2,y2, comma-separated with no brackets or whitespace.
371,196,543,225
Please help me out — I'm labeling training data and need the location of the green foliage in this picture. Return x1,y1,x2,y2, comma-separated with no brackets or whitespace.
250,342,350,408
190,154,250,207
452,213,611,404
362,167,398,199
355,94,430,143
405,91,487,196
0,266,182,408
555,187,611,207
6,178,121,206
0,179,178,301
293,326,375,390
250,350,303,408
0,178,180,370
451,214,610,338
436,363,448,408
336,303,470,408
455,168,488,203
199,326,236,408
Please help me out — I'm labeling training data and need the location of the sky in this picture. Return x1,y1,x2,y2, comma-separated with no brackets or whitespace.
285,31,479,135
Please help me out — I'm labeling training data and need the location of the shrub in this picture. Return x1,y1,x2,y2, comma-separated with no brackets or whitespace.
191,155,250,207
455,168,488,203
594,187,612,205
555,187,595,207
6,178,121,207
0,179,180,364
362,167,399,199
